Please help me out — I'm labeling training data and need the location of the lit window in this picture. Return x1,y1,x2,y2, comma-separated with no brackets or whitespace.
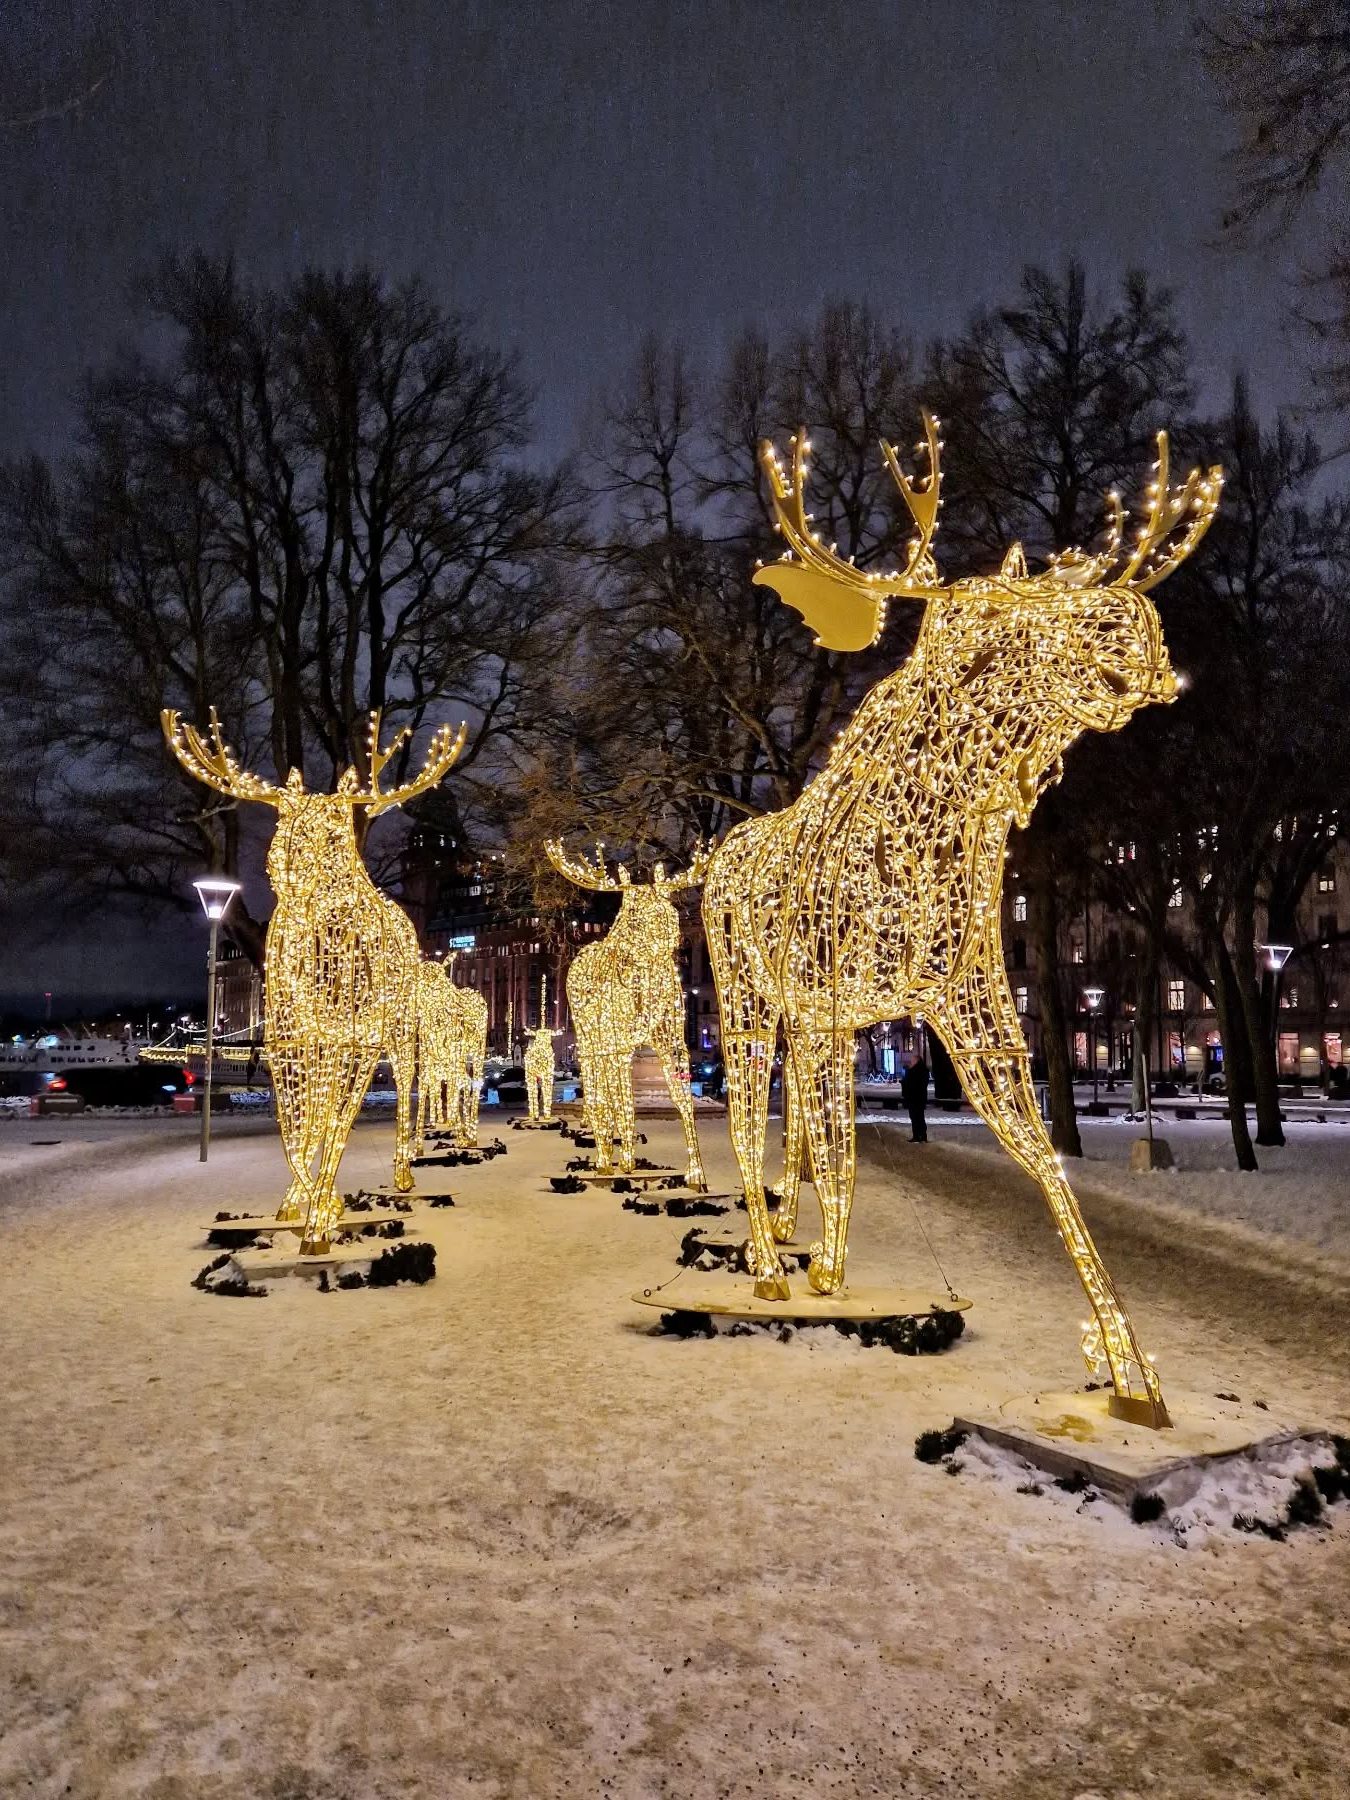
1071,943,1085,965
1014,986,1028,1015
1012,894,1027,922
1168,888,1184,909
1282,987,1298,1009
1167,980,1185,1011
1318,871,1336,893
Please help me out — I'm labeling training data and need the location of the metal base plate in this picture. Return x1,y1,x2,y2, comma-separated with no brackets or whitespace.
577,1168,686,1187
952,1390,1312,1494
228,1241,400,1280
204,1212,407,1236
632,1276,970,1320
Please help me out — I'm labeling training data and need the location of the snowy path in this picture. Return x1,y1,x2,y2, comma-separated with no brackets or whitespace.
1,1115,1348,1798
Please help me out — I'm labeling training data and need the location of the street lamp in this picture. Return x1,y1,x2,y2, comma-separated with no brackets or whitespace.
1259,942,1293,973
1083,986,1105,1108
193,876,241,1163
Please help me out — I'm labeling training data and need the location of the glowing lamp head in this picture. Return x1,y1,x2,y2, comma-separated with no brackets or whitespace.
193,876,242,922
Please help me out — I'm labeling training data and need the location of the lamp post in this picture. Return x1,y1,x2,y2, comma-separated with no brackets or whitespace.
1083,986,1105,1109
1257,942,1294,1082
193,876,241,1163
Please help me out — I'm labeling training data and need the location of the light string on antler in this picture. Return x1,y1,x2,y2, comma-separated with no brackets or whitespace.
709,422,1223,1430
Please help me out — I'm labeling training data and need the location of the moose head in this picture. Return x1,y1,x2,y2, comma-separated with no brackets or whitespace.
161,710,468,894
543,840,713,957
755,417,1223,807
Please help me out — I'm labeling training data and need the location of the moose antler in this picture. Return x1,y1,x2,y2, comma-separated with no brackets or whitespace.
360,712,467,814
161,708,282,804
544,838,627,893
655,841,715,894
1048,433,1224,591
753,413,944,652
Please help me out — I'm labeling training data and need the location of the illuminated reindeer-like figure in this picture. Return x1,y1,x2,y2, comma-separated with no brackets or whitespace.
447,979,487,1146
704,418,1222,1427
547,842,709,1189
163,709,465,1251
522,974,560,1120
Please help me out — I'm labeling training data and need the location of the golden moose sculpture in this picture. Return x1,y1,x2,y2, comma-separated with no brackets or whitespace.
703,419,1222,1427
546,842,709,1190
522,975,559,1121
163,709,465,1252
415,957,487,1153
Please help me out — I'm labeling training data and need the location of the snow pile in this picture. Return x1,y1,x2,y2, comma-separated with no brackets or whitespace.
943,1428,1350,1548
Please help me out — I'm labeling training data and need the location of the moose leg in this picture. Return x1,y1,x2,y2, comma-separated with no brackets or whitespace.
388,1024,418,1193
719,994,786,1296
934,972,1170,1428
612,1052,637,1174
653,1025,707,1191
771,1043,805,1241
299,1052,374,1253
271,1045,324,1222
790,1030,859,1294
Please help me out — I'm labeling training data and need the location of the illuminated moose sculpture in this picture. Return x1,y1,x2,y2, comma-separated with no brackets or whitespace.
547,842,709,1189
522,975,560,1120
704,418,1222,1427
163,709,465,1251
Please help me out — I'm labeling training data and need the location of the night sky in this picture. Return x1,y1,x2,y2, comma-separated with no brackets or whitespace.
0,0,1312,1008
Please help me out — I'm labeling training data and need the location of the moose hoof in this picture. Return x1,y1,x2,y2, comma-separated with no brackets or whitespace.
753,1266,792,1301
770,1213,798,1244
394,1168,415,1194
688,1173,708,1194
807,1248,845,1294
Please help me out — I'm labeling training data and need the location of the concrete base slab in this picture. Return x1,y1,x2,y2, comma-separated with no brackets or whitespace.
633,1276,969,1321
953,1389,1312,1502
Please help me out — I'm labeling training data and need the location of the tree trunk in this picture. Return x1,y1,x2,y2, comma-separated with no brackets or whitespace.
1131,947,1158,1114
1028,865,1082,1157
1212,943,1258,1170
1231,882,1285,1146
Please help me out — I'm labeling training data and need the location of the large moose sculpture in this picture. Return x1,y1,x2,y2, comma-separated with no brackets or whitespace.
163,709,465,1252
547,842,709,1190
703,418,1222,1427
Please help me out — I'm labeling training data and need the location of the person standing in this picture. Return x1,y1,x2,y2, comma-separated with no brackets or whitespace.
901,1054,929,1143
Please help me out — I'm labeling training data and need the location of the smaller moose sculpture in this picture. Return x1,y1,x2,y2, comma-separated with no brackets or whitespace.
163,709,465,1251
522,975,560,1120
547,842,709,1190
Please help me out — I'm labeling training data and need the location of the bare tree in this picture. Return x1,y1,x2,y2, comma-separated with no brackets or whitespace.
0,255,574,958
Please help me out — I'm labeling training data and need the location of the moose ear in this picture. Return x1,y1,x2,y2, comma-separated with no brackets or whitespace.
752,563,884,653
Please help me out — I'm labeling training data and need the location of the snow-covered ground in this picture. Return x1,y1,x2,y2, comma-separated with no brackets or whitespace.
2,1110,1349,1797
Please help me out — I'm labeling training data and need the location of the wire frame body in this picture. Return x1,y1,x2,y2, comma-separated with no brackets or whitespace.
548,849,707,1188
707,428,1223,1428
162,709,463,1251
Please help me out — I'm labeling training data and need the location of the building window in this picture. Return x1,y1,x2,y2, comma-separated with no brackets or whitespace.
1015,986,1028,1015
1282,987,1298,1009
1168,888,1184,909
1318,870,1336,893
1167,979,1185,1012
1012,894,1027,922
1070,942,1085,965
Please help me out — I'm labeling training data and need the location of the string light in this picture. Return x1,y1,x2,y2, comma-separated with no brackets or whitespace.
162,707,466,1251
546,840,710,1190
708,421,1223,1429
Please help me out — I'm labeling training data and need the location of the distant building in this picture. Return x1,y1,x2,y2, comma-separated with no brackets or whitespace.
1003,835,1350,1089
